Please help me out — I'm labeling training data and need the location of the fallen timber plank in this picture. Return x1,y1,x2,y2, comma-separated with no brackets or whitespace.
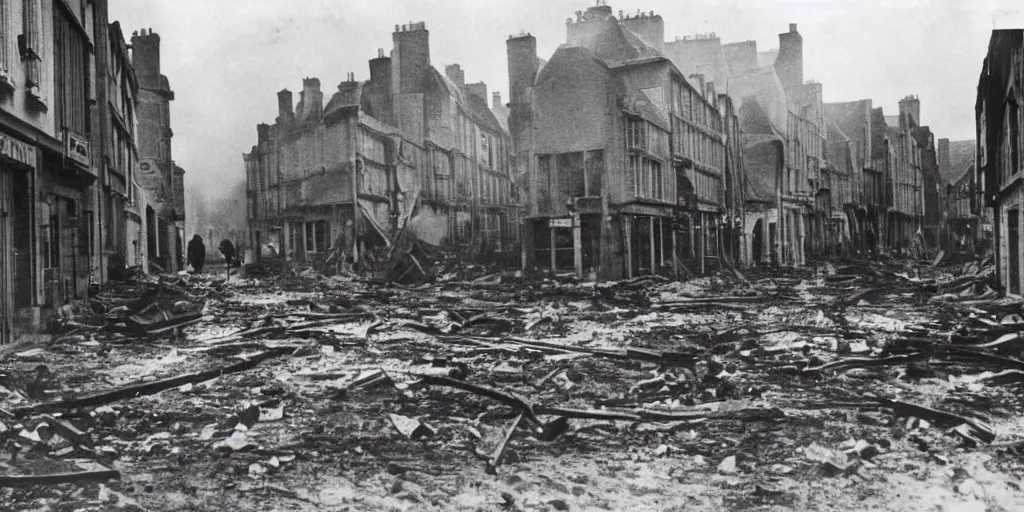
0,469,120,488
873,396,995,443
13,347,296,418
416,375,541,426
487,412,524,471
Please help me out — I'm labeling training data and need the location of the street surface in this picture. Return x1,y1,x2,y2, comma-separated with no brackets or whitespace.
2,259,1023,511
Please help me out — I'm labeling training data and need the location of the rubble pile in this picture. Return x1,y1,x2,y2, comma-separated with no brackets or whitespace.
1,257,1023,511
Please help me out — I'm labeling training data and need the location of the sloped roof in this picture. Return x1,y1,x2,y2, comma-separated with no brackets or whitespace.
567,20,664,69
743,134,783,203
884,115,900,129
944,140,975,184
730,66,788,135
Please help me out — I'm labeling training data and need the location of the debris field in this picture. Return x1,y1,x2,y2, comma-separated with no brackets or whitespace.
2,258,1024,511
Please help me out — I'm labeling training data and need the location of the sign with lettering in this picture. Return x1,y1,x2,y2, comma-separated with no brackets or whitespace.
0,133,36,168
550,218,573,228
65,130,91,167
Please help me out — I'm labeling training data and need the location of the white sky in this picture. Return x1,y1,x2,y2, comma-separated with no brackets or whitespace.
110,0,1024,200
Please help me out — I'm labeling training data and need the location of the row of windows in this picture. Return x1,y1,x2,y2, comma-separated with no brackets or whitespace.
626,118,669,156
536,150,605,210
670,79,722,132
629,154,665,201
671,117,725,171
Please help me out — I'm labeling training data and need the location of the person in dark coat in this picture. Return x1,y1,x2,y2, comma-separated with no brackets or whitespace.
219,240,236,268
187,235,206,273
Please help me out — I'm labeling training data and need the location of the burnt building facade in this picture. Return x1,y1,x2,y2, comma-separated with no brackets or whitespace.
976,30,1024,294
510,5,737,280
937,138,980,252
245,23,519,268
131,28,181,273
664,23,828,267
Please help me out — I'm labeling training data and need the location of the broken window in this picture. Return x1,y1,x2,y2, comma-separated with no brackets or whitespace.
537,155,552,211
557,152,585,200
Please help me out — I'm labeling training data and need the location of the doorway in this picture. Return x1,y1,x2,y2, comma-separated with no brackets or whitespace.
1009,209,1020,295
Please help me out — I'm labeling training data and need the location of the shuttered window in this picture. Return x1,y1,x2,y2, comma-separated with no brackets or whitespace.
53,3,90,135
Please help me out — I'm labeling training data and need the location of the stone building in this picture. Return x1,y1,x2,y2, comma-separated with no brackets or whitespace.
131,28,181,273
509,5,737,279
245,23,519,268
874,97,927,253
1,0,122,342
824,99,878,253
976,29,1024,294
664,23,828,267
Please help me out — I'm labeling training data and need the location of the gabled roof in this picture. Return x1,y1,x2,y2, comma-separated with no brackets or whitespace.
943,140,975,184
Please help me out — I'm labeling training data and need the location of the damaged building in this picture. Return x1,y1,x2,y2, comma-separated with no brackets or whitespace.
976,29,1024,295
2,0,145,342
937,138,981,252
665,23,828,267
245,23,520,269
510,5,742,280
825,99,879,254
873,96,928,253
131,28,184,273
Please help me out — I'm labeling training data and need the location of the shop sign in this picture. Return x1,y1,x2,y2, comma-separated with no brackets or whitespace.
65,130,91,167
550,218,573,228
0,132,36,168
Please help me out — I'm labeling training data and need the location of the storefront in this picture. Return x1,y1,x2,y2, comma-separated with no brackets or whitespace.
1,132,38,343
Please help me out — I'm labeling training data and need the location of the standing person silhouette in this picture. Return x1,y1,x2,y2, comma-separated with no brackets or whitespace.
187,235,206,274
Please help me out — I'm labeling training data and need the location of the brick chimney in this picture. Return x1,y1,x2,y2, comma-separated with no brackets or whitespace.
296,77,323,122
938,138,950,178
620,11,665,53
466,81,487,101
130,29,162,90
774,23,803,98
277,89,294,126
898,95,921,128
392,22,430,95
492,91,503,110
445,64,465,88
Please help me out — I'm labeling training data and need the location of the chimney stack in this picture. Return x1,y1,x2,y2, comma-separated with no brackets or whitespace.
392,21,430,95
466,81,487,101
492,91,502,110
445,64,465,88
774,22,803,98
277,89,294,126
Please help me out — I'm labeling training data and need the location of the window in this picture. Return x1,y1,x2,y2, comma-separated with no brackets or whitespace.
557,152,585,199
626,118,647,150
584,150,604,197
304,221,329,253
54,2,89,135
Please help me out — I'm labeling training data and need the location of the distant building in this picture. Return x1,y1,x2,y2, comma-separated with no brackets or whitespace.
937,138,979,251
976,29,1023,294
245,23,519,267
131,28,181,273
825,99,877,253
509,5,739,279
668,23,827,266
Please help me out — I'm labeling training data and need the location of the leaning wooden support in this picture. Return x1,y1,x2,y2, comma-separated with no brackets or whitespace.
487,412,524,472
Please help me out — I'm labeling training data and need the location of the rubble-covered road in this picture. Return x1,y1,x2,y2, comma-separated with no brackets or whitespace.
3,259,1024,512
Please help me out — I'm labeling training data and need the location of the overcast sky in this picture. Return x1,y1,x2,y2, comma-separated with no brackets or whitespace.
110,0,1024,201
